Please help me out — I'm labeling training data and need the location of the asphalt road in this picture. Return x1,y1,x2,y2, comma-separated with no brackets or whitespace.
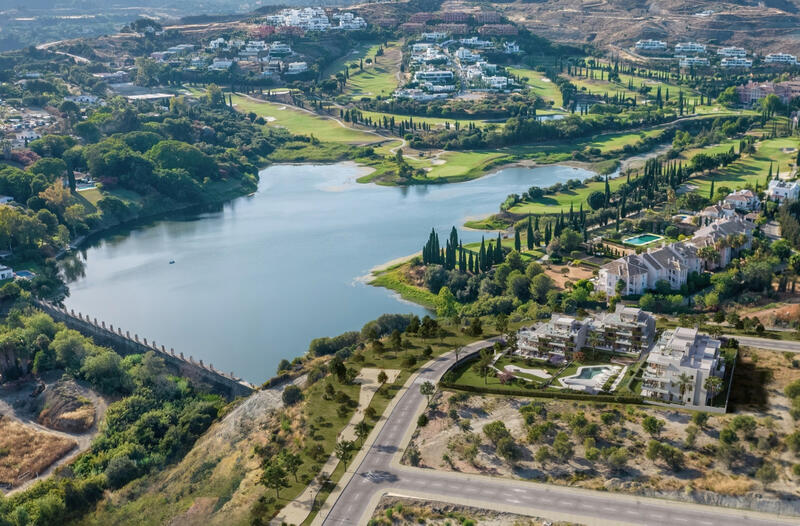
320,339,796,526
727,335,800,353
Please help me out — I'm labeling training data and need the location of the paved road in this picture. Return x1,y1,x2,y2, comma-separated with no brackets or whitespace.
727,335,800,353
320,340,796,526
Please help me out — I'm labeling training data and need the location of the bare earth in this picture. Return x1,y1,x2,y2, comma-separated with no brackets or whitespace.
408,347,800,515
371,495,581,525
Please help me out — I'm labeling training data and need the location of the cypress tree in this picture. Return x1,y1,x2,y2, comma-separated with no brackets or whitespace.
495,232,504,263
514,228,521,252
526,216,534,250
479,237,486,271
709,178,715,201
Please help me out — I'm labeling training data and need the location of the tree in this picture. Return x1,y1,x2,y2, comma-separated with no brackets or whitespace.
282,384,303,406
552,431,574,461
674,373,694,400
704,376,724,400
495,313,508,334
261,461,289,497
642,416,665,437
420,381,436,405
467,317,483,337
531,273,553,302
587,190,605,211
436,286,458,318
355,420,370,445
755,462,778,488
280,451,303,482
334,440,355,468
559,228,582,253
377,370,388,386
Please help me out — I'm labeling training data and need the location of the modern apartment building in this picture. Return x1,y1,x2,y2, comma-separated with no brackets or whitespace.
721,57,752,68
588,306,657,353
635,39,667,51
717,46,747,57
517,316,588,358
765,53,798,65
641,327,725,407
517,306,656,359
679,57,709,68
675,42,706,54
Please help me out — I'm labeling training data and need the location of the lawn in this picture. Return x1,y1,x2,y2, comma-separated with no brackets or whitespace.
332,41,402,99
359,109,492,130
508,172,627,215
687,137,798,195
230,94,380,145
507,66,563,108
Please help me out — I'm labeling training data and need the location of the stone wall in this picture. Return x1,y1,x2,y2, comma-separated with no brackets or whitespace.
36,301,254,400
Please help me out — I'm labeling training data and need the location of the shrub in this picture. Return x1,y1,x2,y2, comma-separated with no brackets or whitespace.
282,385,303,406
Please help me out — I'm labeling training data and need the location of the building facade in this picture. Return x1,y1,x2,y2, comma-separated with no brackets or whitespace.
641,328,725,407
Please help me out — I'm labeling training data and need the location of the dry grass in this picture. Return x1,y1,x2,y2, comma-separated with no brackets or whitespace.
0,418,76,486
694,472,755,496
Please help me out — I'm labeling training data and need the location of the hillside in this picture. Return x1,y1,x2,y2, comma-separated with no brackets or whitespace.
490,0,800,55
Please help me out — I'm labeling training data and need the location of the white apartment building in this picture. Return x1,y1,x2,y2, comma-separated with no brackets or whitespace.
285,61,308,74
717,46,747,57
765,53,798,65
485,76,509,90
675,42,706,54
413,69,454,84
767,179,800,203
679,57,709,68
597,216,754,296
721,57,752,68
335,12,367,30
271,7,330,31
642,327,725,407
459,36,494,49
208,38,226,50
269,42,293,55
635,39,667,51
209,59,234,71
455,47,480,62
689,216,755,269
503,41,520,54
421,32,448,41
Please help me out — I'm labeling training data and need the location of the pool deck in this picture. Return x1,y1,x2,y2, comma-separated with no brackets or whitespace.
558,365,621,393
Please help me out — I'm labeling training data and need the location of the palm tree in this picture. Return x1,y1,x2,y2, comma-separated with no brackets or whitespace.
698,246,719,270
674,373,694,399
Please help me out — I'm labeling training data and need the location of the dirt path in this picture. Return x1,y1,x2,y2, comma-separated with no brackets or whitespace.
1,380,109,495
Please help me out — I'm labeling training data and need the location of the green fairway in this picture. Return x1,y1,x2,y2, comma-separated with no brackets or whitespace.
508,174,627,215
418,151,509,180
508,66,563,108
690,137,799,195
230,94,380,145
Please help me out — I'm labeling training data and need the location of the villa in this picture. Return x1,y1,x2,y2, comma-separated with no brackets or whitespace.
0,265,13,280
641,327,725,407
767,179,800,203
597,216,754,296
723,189,759,211
635,39,667,52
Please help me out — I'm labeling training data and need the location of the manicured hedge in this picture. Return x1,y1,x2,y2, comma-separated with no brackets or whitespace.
440,381,643,404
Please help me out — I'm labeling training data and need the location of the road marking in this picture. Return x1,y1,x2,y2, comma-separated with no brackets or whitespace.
507,498,521,504
674,518,688,522
602,507,616,512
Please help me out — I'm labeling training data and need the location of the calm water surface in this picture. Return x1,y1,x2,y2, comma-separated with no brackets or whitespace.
63,162,595,381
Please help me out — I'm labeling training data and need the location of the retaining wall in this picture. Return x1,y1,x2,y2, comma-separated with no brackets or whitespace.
36,301,254,400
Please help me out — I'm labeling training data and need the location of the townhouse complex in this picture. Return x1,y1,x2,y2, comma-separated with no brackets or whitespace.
642,327,726,407
516,305,656,360
736,79,800,105
597,216,755,297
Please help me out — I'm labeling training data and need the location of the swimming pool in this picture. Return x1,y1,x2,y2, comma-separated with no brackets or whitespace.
623,233,663,246
576,366,608,379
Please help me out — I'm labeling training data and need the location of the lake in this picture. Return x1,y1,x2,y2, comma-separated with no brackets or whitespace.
63,162,595,382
